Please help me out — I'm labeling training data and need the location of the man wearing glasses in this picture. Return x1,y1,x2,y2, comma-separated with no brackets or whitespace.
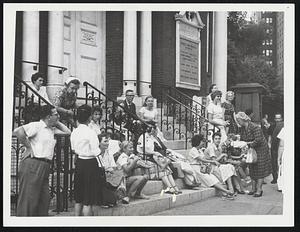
120,89,138,131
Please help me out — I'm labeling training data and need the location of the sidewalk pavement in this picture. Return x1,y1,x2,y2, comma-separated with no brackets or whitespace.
153,175,283,215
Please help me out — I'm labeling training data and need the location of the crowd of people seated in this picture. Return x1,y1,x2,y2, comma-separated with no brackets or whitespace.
14,74,280,216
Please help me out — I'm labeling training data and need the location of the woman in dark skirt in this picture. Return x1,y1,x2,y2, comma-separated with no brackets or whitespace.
70,105,105,216
235,112,272,197
221,91,238,134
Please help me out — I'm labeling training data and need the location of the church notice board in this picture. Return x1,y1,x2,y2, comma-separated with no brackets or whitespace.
179,37,199,85
175,12,204,91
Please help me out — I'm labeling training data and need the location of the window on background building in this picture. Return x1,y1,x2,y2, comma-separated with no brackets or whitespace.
266,40,269,45
270,28,273,34
269,18,273,23
263,50,266,56
270,61,272,66
262,40,265,45
270,39,273,45
266,18,269,23
266,50,269,56
270,50,273,56
266,29,270,34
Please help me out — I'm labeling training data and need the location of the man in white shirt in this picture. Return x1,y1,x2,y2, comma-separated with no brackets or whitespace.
13,104,71,216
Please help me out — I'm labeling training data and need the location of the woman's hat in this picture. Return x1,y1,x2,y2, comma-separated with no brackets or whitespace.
235,112,251,121
65,76,81,85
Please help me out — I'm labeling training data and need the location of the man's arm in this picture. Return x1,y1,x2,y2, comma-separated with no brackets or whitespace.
13,126,31,149
54,121,72,134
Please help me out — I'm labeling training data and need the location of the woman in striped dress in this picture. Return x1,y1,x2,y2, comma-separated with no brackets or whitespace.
235,112,272,197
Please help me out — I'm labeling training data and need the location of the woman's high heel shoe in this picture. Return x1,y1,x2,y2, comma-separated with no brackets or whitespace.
253,191,263,197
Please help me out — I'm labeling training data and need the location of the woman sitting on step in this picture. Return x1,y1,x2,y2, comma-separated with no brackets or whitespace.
137,121,191,195
116,141,150,203
186,134,235,200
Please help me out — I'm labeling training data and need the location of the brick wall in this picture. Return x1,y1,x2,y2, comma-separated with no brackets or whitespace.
106,12,124,99
152,12,176,99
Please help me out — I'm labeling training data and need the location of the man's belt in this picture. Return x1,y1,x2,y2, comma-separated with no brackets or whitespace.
31,157,52,164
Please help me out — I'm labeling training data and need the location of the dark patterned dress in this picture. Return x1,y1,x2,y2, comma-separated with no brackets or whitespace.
221,101,238,134
240,122,272,179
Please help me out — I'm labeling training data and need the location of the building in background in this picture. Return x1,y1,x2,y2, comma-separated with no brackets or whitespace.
246,11,284,94
276,12,284,93
14,11,228,107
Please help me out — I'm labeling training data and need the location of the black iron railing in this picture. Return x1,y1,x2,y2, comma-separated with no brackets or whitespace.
79,81,150,157
13,74,52,130
161,84,206,117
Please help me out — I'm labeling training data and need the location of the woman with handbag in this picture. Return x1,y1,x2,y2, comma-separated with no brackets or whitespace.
235,112,272,197
136,122,182,195
97,133,124,208
117,141,150,202
186,134,235,200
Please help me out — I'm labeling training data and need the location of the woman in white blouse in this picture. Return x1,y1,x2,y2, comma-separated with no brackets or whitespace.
139,95,165,140
29,72,51,104
70,105,105,216
207,90,230,144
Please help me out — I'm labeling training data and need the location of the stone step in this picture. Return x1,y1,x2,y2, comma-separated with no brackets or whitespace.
163,140,191,150
50,186,216,216
173,149,191,157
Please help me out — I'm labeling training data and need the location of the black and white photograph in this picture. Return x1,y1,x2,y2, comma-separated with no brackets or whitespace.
3,3,294,227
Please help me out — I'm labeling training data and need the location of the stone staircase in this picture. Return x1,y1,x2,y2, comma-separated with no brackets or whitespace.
49,137,220,217
49,179,217,216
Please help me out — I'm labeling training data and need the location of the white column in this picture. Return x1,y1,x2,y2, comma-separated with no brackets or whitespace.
212,12,227,99
123,11,137,95
22,11,39,83
139,11,152,97
47,11,64,102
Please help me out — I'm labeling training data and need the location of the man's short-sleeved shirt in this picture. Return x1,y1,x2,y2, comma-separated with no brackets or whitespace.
22,120,56,160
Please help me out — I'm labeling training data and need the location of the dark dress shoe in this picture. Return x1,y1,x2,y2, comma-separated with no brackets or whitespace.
271,180,277,184
253,191,263,197
248,191,255,195
235,189,245,194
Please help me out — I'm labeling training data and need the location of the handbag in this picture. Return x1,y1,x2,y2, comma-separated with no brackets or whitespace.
105,169,124,188
245,148,258,164
199,163,212,174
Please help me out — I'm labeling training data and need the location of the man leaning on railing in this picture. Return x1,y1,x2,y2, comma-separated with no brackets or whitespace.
13,105,71,216
53,77,80,128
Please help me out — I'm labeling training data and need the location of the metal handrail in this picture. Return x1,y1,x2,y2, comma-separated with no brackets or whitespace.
83,81,149,127
14,74,52,106
161,84,206,109
165,94,208,122
21,60,68,73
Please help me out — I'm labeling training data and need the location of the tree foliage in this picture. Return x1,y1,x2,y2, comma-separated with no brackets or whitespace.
227,11,283,115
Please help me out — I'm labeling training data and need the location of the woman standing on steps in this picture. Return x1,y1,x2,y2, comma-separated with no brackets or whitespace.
207,90,230,144
221,91,238,134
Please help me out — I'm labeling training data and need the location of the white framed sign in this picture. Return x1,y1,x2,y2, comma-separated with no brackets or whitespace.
175,11,205,90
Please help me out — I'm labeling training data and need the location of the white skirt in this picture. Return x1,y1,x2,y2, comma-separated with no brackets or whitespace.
212,164,236,183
